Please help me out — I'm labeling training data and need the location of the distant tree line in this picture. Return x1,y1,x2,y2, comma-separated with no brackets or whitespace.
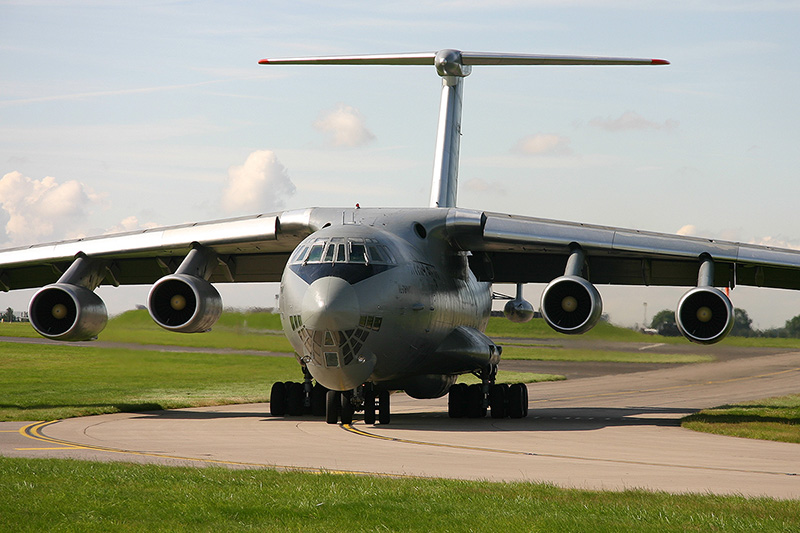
651,307,800,338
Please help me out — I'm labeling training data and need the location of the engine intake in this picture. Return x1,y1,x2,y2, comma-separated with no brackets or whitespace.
28,283,108,341
540,275,602,334
676,286,733,344
148,274,222,333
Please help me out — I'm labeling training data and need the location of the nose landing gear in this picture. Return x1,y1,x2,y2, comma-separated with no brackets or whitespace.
325,385,390,425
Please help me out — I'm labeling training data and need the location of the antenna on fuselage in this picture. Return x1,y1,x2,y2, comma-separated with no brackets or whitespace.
259,50,668,209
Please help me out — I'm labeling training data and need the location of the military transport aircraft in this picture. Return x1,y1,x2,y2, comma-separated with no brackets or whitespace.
3,50,800,426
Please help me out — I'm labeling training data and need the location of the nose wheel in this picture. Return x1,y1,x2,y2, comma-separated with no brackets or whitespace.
325,387,390,425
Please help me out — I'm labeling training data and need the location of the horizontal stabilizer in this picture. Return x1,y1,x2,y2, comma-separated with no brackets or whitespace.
259,50,669,67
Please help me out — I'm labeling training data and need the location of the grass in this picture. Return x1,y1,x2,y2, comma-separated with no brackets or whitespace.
1,457,797,532
682,394,800,444
0,309,294,352
458,370,564,385
499,346,714,364
0,341,301,421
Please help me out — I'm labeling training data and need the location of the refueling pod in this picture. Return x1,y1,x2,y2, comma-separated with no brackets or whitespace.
503,283,534,323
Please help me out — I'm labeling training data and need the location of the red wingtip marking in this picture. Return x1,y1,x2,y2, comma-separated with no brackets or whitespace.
258,59,270,64
652,59,670,65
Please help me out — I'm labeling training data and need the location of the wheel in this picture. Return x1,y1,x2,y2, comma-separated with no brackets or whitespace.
340,391,355,425
448,383,467,418
311,383,328,417
364,390,376,424
269,381,286,416
489,383,508,419
326,390,341,424
378,390,390,424
466,384,486,418
286,381,305,416
508,383,528,419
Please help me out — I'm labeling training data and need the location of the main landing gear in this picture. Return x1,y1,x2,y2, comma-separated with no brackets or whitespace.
447,365,529,419
269,366,391,425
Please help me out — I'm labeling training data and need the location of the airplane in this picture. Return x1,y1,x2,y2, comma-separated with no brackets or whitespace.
3,49,800,426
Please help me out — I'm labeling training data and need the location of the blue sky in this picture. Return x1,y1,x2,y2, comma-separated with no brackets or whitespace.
2,1,799,328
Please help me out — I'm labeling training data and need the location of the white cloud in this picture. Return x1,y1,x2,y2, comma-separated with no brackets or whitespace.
105,215,160,235
676,224,698,236
222,150,296,214
513,134,572,156
313,104,376,148
463,177,507,195
590,111,678,132
0,171,102,245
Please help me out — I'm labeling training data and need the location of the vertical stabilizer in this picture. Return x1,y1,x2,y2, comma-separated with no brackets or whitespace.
259,50,668,209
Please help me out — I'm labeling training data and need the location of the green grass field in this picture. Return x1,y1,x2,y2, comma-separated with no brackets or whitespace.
2,310,799,527
682,394,800,444
0,342,300,421
1,457,797,532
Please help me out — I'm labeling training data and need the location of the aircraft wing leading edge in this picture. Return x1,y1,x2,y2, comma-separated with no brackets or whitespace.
446,209,800,290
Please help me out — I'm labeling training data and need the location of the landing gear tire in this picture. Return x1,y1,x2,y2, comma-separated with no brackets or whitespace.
364,390,376,425
269,381,287,417
286,381,305,416
508,383,528,419
378,390,390,424
448,383,468,418
489,383,509,419
340,391,355,425
466,383,486,418
311,383,328,417
326,390,341,424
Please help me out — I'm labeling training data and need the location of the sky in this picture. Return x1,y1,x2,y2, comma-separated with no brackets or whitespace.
2,1,800,329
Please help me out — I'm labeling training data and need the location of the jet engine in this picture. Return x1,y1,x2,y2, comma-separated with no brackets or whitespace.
29,283,108,341
148,244,222,333
676,286,733,344
540,275,603,334
148,273,222,333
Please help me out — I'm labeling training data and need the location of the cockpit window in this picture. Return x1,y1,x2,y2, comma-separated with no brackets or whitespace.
323,243,337,262
291,237,397,265
306,242,325,263
349,242,367,264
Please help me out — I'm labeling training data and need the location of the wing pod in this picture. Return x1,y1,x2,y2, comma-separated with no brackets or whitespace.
540,246,603,334
148,244,222,333
503,283,534,323
676,255,733,344
28,254,108,341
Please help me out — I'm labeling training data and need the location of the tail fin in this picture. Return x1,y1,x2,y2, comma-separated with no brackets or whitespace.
259,49,668,208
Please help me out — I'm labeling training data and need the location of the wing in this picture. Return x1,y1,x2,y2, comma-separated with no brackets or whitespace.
0,209,318,340
446,209,800,344
448,210,800,290
0,209,317,291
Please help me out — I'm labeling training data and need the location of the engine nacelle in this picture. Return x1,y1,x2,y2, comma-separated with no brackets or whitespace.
540,275,603,334
28,283,108,341
503,297,535,323
676,286,733,344
148,274,222,333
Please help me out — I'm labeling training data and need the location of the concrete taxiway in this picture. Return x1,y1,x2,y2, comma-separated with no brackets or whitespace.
2,349,799,499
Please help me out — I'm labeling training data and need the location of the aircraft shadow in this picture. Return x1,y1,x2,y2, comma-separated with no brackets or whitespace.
359,406,700,433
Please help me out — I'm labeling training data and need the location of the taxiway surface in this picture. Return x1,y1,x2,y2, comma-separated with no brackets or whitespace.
3,348,800,499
